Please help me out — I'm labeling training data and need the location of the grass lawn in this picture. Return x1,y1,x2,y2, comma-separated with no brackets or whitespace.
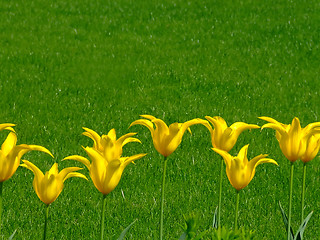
0,0,320,239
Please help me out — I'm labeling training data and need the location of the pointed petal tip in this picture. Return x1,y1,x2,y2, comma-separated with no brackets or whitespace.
292,117,300,125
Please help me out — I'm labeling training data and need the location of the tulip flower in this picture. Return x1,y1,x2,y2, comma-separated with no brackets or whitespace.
0,130,53,235
259,116,320,162
202,116,260,152
130,115,206,240
213,144,278,191
201,116,259,231
21,160,87,205
64,127,146,240
130,115,207,157
21,160,87,240
213,144,277,230
259,116,320,238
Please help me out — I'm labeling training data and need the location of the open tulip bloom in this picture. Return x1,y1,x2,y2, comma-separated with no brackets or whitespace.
129,115,207,157
201,116,259,231
64,127,146,240
203,116,260,152
130,115,207,240
213,144,278,229
260,116,320,238
21,160,87,240
0,130,53,235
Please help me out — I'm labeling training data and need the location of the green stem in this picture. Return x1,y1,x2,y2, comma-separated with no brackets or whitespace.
301,163,307,224
288,162,294,240
0,181,3,235
234,190,240,231
43,204,49,240
100,194,107,240
218,157,224,237
160,156,168,240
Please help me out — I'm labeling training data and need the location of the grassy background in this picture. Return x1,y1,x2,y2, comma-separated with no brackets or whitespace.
1,0,320,239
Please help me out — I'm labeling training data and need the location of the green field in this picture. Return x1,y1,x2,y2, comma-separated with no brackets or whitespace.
1,0,320,239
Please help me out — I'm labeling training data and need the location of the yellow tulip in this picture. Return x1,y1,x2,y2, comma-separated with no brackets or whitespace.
0,132,53,182
21,160,87,205
213,144,278,191
64,128,146,195
259,117,320,162
202,116,260,151
129,115,207,157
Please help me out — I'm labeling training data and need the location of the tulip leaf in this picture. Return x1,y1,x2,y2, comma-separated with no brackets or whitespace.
8,229,17,240
213,206,218,229
116,219,137,240
279,201,294,239
294,211,313,240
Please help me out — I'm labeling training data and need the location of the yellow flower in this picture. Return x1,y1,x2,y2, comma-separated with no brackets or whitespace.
213,145,278,191
0,132,53,182
21,160,87,205
64,128,146,195
202,116,260,152
259,117,320,162
129,115,207,157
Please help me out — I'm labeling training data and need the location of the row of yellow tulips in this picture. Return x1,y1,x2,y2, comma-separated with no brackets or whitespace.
0,115,319,239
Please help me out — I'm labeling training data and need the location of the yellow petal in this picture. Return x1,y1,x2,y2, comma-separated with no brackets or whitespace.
200,118,213,133
212,148,232,169
229,122,260,138
116,132,139,147
237,144,249,165
180,118,208,135
0,123,15,132
63,172,88,181
58,167,84,182
1,132,17,156
301,135,320,162
304,122,320,132
205,116,226,137
287,117,302,158
152,119,169,137
48,163,59,176
121,137,141,146
83,147,106,192
258,116,284,125
82,127,102,150
261,123,287,136
129,119,154,137
63,155,91,170
248,157,278,182
25,145,54,158
107,129,117,142
140,115,156,120
122,153,147,168
21,160,44,180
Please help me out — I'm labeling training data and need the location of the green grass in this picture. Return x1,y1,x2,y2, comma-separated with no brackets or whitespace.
0,0,320,239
